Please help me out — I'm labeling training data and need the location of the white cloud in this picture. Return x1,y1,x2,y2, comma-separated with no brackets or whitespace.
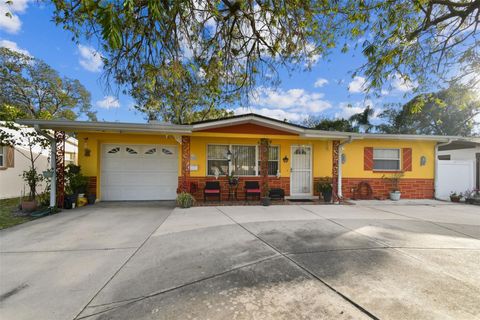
233,107,309,123
0,39,30,56
313,78,329,88
348,76,369,93
96,96,120,109
391,73,417,92
251,87,331,113
335,100,381,121
0,0,29,34
78,45,103,72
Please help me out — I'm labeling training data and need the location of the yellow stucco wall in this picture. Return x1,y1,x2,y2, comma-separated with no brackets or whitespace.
342,139,436,179
77,132,181,198
189,134,332,177
76,131,436,199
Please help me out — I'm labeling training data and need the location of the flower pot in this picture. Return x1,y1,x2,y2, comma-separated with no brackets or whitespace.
64,194,78,209
390,191,401,201
322,191,332,203
261,197,271,206
21,199,38,212
87,194,96,205
450,196,461,203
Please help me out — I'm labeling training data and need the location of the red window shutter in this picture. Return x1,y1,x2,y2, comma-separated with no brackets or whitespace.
364,147,373,170
402,148,412,171
6,146,15,168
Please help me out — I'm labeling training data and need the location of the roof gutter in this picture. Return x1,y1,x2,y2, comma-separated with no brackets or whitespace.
434,139,454,199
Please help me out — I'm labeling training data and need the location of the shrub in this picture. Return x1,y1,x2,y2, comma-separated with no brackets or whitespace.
176,192,195,208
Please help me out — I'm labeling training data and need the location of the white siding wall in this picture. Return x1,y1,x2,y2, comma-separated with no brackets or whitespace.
438,146,479,188
0,148,49,199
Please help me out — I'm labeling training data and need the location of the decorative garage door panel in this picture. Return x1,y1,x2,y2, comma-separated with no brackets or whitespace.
101,144,178,201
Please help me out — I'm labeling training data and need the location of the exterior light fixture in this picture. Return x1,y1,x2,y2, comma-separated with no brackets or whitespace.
341,153,346,164
226,149,232,162
420,156,427,166
83,138,91,157
282,155,289,163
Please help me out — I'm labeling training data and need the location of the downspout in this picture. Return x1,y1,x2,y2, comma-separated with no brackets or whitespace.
434,139,453,199
34,125,56,208
337,136,353,201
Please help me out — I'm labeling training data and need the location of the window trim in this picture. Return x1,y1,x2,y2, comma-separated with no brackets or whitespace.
206,144,280,177
372,148,401,171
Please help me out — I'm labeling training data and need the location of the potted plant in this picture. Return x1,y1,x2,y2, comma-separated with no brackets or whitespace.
64,164,89,208
226,171,239,186
315,181,333,203
176,192,195,208
450,192,461,202
21,167,44,212
382,173,404,201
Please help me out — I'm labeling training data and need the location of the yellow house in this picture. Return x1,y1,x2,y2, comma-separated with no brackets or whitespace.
20,114,468,204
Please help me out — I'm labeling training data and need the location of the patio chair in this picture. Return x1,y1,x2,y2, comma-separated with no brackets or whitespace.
245,181,261,200
204,181,221,202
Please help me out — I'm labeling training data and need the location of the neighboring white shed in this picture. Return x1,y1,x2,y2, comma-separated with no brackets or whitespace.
0,123,78,200
437,141,480,200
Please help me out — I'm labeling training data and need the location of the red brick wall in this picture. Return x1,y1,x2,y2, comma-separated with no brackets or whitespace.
179,176,290,201
342,178,434,200
177,176,434,200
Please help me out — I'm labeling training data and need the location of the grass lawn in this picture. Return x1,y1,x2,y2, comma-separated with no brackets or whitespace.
0,198,34,230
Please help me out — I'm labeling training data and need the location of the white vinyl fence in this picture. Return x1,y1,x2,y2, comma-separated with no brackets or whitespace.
437,160,475,200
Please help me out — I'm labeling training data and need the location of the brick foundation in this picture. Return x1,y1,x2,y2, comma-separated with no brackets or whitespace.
341,178,434,200
179,176,290,201
177,176,434,201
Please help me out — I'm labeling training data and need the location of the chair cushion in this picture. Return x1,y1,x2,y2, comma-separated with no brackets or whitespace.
205,189,220,194
246,189,261,193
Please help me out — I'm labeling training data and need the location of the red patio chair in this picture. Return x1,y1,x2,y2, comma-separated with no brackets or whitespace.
204,181,221,202
245,181,261,200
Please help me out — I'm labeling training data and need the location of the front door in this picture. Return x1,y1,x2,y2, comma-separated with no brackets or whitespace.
290,145,312,196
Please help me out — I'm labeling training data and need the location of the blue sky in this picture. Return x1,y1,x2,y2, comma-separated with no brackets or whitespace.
0,1,417,124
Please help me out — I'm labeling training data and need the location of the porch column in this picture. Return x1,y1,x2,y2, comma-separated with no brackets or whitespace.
181,136,191,192
54,131,66,208
259,138,269,196
332,140,340,202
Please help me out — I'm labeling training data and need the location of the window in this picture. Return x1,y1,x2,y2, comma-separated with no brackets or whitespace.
207,144,280,176
438,154,451,160
258,146,280,176
373,148,400,171
107,147,120,154
126,147,138,154
207,145,229,176
232,145,256,176
0,146,4,167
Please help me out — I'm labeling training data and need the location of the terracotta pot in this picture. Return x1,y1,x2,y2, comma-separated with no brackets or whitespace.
21,200,38,212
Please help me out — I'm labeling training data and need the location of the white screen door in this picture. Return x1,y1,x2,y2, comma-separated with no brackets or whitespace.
290,145,312,196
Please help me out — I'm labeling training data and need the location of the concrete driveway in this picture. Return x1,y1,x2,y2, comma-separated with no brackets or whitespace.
1,201,479,320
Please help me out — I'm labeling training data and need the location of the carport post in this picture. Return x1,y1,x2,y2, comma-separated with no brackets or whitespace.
50,138,57,208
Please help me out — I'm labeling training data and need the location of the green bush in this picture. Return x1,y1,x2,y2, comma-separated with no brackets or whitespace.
176,192,195,208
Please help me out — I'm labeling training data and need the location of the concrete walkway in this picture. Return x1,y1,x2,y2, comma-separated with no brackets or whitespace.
1,201,479,319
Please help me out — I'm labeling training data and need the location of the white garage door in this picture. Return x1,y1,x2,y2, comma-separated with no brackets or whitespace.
101,144,178,201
